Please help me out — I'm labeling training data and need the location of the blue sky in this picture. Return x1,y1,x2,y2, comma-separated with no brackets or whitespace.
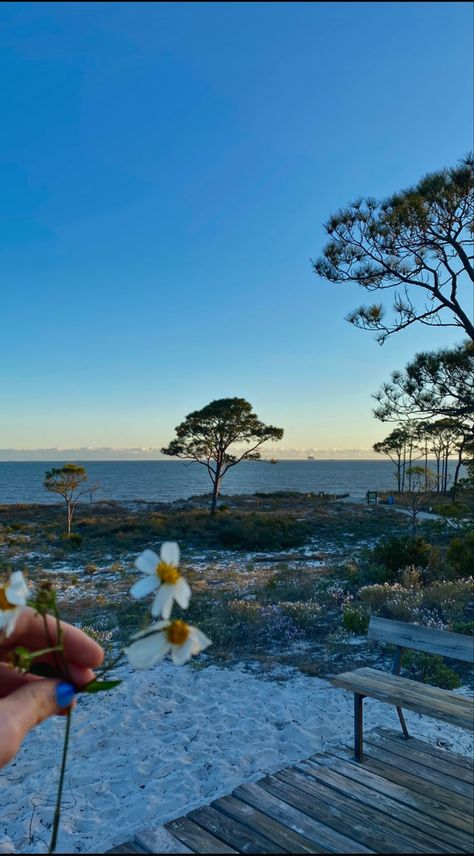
1,1,472,456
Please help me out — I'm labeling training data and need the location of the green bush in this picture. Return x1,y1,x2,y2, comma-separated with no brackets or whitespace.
356,563,393,586
403,651,461,690
446,531,474,578
61,533,83,548
361,536,435,581
342,604,370,635
450,620,474,636
213,514,311,551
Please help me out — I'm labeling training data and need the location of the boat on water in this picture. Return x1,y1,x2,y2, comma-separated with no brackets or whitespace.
307,455,315,460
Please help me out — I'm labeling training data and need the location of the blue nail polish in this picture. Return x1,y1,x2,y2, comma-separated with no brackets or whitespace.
56,682,76,708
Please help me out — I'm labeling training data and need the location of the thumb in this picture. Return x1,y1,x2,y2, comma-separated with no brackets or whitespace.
0,679,74,768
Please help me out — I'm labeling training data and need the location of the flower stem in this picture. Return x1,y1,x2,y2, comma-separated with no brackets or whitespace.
49,707,72,854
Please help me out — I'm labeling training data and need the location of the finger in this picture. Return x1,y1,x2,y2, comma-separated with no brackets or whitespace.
0,663,41,698
0,679,71,768
0,608,104,669
21,652,98,688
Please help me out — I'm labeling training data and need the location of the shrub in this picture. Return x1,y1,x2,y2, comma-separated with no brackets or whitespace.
361,536,435,581
342,604,370,635
450,620,474,636
398,566,423,589
403,651,461,690
214,514,311,551
61,533,82,548
280,601,322,635
84,563,98,575
359,582,400,611
356,563,393,586
446,531,474,578
421,578,474,624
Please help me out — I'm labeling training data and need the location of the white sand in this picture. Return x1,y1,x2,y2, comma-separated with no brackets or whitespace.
1,661,472,854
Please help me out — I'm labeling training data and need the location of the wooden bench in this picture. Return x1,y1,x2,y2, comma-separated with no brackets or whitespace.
331,617,474,762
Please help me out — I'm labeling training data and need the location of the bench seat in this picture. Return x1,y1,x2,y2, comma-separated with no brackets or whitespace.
331,667,474,732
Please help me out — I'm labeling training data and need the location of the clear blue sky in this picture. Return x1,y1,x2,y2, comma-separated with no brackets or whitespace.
1,2,472,455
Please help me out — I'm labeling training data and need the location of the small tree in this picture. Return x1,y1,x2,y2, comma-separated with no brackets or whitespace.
44,464,97,535
404,466,437,536
161,398,284,514
373,426,409,493
313,155,474,343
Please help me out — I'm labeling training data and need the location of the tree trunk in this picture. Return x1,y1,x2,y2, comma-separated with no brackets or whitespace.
210,468,222,516
66,500,72,535
452,439,465,502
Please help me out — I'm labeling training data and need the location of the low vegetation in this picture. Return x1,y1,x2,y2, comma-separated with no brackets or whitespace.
1,490,472,687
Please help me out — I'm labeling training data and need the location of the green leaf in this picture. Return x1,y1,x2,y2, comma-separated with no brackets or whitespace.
82,679,122,693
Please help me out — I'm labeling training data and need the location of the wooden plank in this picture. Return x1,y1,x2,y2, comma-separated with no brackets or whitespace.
188,804,285,853
259,776,396,853
373,725,474,771
106,842,150,854
135,828,192,853
319,750,474,853
333,668,473,710
165,816,238,854
213,794,320,853
331,668,474,730
366,730,474,785
275,766,436,853
234,782,372,854
363,734,474,799
298,757,465,853
368,617,474,662
337,745,474,824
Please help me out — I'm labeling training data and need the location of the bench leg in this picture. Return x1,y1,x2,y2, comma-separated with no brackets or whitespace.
396,706,410,740
354,693,364,762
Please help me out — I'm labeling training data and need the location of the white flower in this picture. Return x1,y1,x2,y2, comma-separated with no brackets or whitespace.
0,572,29,637
124,620,211,669
130,542,191,620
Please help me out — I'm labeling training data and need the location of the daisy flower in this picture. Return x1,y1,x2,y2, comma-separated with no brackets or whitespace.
130,542,191,620
0,572,29,637
124,619,211,669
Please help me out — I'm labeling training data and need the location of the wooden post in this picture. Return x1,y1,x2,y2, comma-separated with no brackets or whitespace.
354,693,364,762
393,646,410,740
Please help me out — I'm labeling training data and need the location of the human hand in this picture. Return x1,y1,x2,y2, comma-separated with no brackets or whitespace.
0,607,103,767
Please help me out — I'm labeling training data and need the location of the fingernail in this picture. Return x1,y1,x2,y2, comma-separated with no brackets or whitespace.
56,682,76,708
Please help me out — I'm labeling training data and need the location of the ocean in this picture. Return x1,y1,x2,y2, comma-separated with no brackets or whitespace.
0,459,462,505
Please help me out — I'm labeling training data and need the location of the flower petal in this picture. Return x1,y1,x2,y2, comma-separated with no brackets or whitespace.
174,577,191,610
135,549,159,575
5,611,20,637
131,620,170,641
7,572,29,602
125,633,170,669
171,638,194,665
151,585,174,619
130,575,158,599
189,627,212,654
160,541,180,567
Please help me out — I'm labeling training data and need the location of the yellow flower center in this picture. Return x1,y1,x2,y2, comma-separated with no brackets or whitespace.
156,562,180,585
0,585,15,611
166,620,190,646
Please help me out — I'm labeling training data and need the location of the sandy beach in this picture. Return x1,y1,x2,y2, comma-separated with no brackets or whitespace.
1,660,472,854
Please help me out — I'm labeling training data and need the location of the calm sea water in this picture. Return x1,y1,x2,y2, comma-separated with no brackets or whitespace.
0,459,462,505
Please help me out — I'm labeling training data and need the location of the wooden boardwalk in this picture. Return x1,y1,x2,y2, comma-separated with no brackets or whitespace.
108,726,474,854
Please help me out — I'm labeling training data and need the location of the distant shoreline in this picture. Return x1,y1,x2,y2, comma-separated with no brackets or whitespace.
0,457,458,463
